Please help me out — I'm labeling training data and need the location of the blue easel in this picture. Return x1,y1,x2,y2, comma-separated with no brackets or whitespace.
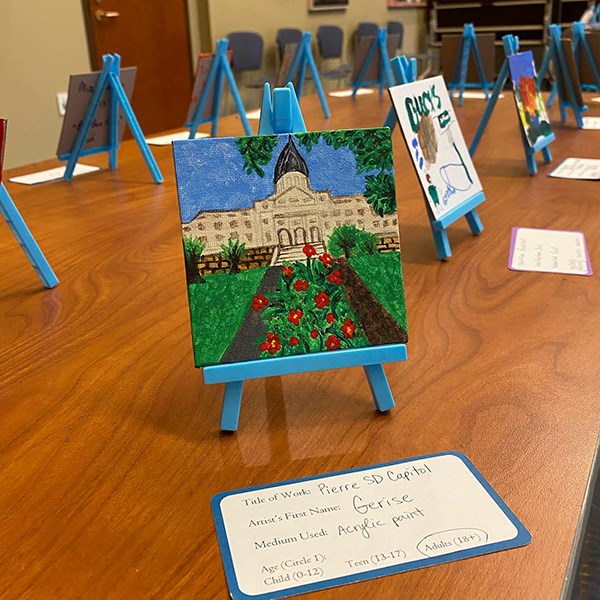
352,28,394,98
539,24,588,128
0,183,58,288
572,21,600,93
383,55,418,130
385,56,484,259
283,32,331,119
187,38,252,138
60,54,163,184
203,82,406,431
470,35,554,176
447,23,493,106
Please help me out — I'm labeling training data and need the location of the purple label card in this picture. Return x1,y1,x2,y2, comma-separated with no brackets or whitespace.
509,227,593,276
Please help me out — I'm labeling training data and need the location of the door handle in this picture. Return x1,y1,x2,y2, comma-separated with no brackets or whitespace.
95,9,120,22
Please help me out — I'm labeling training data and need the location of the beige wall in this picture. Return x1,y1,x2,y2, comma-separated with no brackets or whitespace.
207,0,427,72
0,1,425,168
1,0,207,169
0,1,91,169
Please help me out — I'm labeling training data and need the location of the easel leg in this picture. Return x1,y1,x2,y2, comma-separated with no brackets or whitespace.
363,364,395,412
541,145,552,164
547,84,557,108
525,146,537,175
432,227,452,260
211,69,225,138
464,209,483,235
221,380,244,432
559,100,567,123
223,62,252,136
110,74,164,184
0,183,59,288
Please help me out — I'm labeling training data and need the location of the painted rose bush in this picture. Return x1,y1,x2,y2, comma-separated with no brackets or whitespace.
253,244,367,358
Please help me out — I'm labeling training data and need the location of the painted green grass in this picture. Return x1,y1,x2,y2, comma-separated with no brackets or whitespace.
349,253,408,333
187,267,267,366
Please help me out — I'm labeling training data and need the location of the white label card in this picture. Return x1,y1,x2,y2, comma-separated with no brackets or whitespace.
145,131,209,146
549,157,600,180
8,164,100,185
509,227,592,276
212,452,530,599
582,117,600,130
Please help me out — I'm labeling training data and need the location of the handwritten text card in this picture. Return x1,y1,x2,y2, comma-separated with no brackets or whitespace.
212,452,530,599
549,158,600,180
509,228,592,276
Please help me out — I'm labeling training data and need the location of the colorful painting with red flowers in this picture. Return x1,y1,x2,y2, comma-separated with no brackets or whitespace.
508,51,553,148
172,128,408,367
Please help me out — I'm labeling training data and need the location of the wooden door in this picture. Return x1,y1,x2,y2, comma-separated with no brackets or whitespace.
83,0,194,135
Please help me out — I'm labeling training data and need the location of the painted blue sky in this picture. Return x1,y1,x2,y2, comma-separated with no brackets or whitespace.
508,50,536,87
173,134,375,222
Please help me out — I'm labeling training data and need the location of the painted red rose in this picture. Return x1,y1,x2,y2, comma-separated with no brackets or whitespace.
259,332,281,354
319,253,334,266
287,309,303,326
302,243,317,257
314,291,330,309
325,313,335,324
327,270,342,285
310,329,319,339
293,279,309,292
252,294,269,311
341,318,356,339
281,266,293,277
289,336,300,346
325,335,341,350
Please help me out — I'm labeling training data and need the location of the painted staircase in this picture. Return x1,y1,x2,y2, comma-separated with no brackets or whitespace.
270,242,326,266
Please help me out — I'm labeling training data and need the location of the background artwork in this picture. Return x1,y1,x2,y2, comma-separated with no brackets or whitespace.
351,34,401,85
307,0,349,11
56,67,137,157
507,51,553,148
185,51,233,125
389,75,483,220
173,128,408,368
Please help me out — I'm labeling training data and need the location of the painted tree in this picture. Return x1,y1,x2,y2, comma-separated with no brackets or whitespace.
327,225,378,259
220,238,247,274
235,135,278,177
364,171,396,217
183,236,205,284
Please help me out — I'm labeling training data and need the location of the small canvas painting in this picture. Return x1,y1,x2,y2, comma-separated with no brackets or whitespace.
507,51,553,147
389,75,483,220
57,67,136,157
172,128,408,368
185,51,233,125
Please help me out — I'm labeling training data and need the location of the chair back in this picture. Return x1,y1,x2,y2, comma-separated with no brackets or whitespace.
357,22,378,39
276,28,303,58
387,21,404,50
317,25,344,59
227,31,263,72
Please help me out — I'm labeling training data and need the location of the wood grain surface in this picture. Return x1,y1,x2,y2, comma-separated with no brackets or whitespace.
0,89,598,600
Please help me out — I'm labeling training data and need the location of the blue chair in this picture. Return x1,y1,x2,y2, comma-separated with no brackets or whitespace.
387,21,404,54
276,28,303,59
357,22,379,41
227,31,269,88
317,25,352,83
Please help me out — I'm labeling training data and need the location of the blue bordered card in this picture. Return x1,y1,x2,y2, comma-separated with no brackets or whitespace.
211,451,531,599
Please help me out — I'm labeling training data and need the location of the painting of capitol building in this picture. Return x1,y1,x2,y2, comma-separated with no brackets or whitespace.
173,129,408,368
182,136,399,266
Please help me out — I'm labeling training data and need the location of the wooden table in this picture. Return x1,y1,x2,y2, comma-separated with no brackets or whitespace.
1,90,598,599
